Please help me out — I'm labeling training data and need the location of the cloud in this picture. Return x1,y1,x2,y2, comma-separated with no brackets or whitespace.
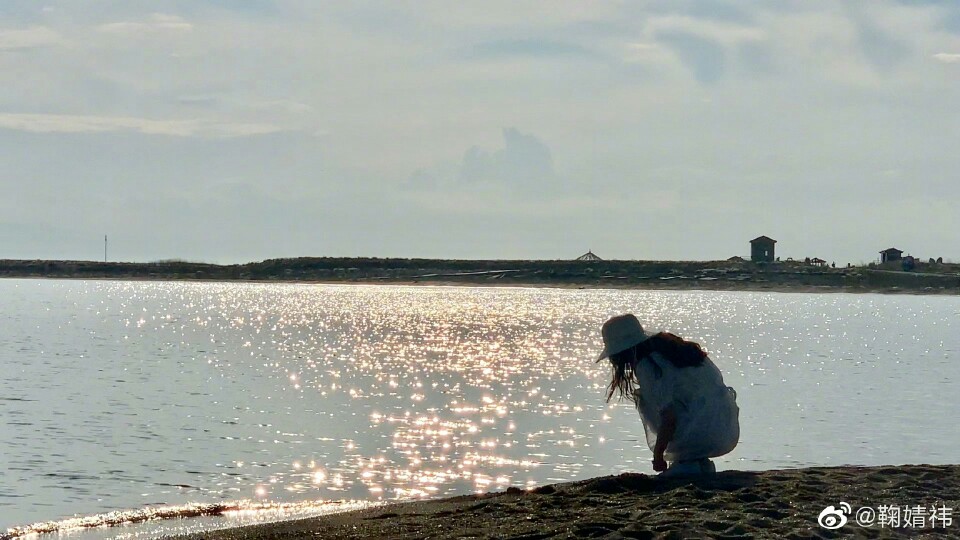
0,26,62,50
642,15,765,83
0,113,285,138
404,168,439,191
97,13,193,34
459,128,554,185
177,95,222,107
175,95,315,114
460,39,599,61
647,15,766,46
850,11,910,71
620,41,678,70
657,31,726,83
933,52,960,63
403,128,556,193
246,99,315,114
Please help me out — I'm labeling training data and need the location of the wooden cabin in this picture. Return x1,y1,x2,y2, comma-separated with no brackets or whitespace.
750,236,777,262
880,248,903,264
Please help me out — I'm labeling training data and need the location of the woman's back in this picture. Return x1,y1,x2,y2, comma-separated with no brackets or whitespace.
633,354,739,461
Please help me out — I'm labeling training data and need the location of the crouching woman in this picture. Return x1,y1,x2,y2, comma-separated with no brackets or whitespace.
598,314,740,476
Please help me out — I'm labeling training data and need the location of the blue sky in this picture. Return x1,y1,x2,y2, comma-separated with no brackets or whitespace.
1,1,959,264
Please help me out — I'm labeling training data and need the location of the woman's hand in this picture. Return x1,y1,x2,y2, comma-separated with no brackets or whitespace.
652,406,677,473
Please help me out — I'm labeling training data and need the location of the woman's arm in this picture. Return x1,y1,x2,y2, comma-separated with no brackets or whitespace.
652,406,677,472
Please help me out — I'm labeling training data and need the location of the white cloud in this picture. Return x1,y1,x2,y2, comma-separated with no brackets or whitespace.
459,128,554,185
175,96,315,115
97,13,192,34
622,42,675,66
933,52,960,64
749,9,886,87
646,15,766,46
404,128,558,195
0,26,62,50
247,99,315,114
0,113,284,138
414,1,622,28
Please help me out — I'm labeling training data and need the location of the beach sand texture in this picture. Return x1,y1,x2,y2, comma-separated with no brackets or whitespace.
184,464,959,539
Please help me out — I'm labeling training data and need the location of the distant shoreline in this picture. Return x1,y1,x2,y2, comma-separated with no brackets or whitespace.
2,257,958,295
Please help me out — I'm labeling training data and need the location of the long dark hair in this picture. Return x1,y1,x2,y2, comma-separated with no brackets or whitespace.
605,332,708,403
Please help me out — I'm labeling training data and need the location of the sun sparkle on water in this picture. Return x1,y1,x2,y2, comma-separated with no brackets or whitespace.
5,281,959,538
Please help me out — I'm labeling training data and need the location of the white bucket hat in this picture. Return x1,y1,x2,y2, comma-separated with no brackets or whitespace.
596,313,651,362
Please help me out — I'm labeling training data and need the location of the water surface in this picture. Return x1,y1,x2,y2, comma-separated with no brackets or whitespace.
1,280,957,536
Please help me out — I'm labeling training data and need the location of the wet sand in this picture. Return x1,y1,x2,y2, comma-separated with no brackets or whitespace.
183,464,959,539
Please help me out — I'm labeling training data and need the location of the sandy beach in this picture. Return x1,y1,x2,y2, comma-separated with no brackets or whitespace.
182,464,959,539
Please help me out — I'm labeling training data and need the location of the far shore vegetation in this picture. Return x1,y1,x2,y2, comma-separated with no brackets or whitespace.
2,257,959,294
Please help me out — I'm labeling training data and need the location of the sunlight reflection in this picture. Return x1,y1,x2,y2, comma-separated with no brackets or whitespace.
19,281,835,536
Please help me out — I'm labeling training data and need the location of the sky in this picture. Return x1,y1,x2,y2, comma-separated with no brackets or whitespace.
1,1,959,265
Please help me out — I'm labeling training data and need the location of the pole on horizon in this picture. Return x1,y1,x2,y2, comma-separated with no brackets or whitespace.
104,235,108,263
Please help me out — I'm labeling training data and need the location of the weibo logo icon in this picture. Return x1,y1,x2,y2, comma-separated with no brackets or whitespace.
818,502,852,529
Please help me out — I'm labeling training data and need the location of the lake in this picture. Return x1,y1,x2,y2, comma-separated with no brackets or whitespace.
1,280,958,538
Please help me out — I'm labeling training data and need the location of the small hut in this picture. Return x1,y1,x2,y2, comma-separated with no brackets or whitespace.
880,248,903,264
576,251,603,261
750,236,777,262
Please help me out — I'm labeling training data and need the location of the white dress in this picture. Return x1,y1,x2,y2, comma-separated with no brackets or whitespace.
632,353,740,462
